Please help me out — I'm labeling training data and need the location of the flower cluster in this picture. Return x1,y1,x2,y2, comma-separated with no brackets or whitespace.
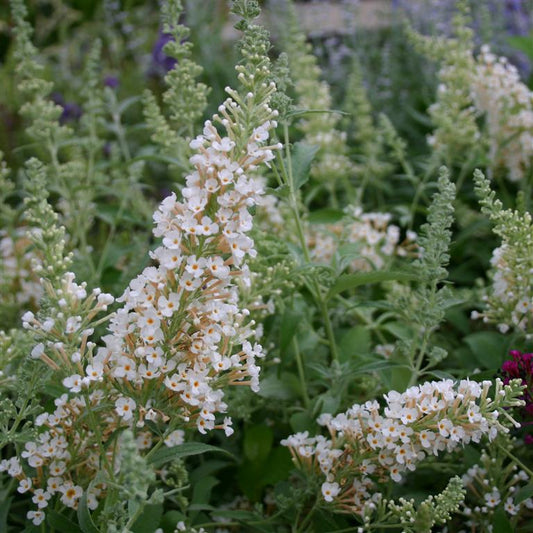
473,242,533,336
9,272,113,520
307,207,417,271
501,350,533,443
473,170,533,337
0,228,42,308
407,10,480,160
103,106,280,434
282,378,524,515
22,271,113,368
10,34,281,521
458,444,533,530
472,45,533,182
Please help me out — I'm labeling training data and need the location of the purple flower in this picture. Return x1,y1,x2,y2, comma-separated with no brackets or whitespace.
104,75,120,89
148,31,178,77
50,92,82,124
504,0,531,36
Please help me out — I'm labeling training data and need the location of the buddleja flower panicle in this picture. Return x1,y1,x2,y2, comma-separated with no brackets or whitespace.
473,169,533,335
282,378,524,516
4,2,282,524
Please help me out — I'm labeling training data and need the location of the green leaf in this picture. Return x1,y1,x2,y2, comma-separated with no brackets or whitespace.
382,321,414,341
261,446,293,486
286,108,349,120
47,510,83,533
327,270,418,299
351,360,407,375
118,95,142,114
308,208,344,224
191,476,219,517
77,489,100,533
237,460,265,501
280,306,301,353
256,373,296,400
463,331,509,370
462,445,481,467
190,460,230,484
147,442,234,468
339,326,371,361
187,504,216,512
209,510,262,521
515,483,533,504
425,370,456,380
161,511,186,533
289,411,315,433
507,34,533,59
390,366,412,391
265,184,289,199
131,504,163,533
0,491,11,531
491,509,514,533
290,142,319,190
243,425,273,464
312,392,341,416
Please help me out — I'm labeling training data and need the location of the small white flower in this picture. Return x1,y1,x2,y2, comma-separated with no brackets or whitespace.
484,489,501,508
62,374,83,393
30,343,45,359
321,481,340,502
27,510,45,525
32,489,51,509
115,396,136,421
164,430,185,447
17,478,32,493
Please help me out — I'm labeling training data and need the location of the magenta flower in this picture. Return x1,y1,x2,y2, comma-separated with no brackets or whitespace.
501,350,533,442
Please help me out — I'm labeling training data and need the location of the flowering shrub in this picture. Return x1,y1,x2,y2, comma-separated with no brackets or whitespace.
0,0,532,531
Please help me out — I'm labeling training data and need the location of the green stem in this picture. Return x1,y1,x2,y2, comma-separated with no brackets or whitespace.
124,501,146,530
281,123,340,364
409,330,430,387
82,391,114,478
293,337,310,408
296,496,318,532
408,156,440,231
144,437,165,463
496,442,533,478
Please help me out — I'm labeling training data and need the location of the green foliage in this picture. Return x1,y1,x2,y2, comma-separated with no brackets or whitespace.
1,1,532,531
406,1,480,164
23,158,72,285
160,0,209,130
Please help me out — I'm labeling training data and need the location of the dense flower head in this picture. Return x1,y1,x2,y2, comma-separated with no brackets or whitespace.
103,105,280,434
472,45,533,182
307,206,417,271
473,240,533,336
12,39,281,521
282,378,524,515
